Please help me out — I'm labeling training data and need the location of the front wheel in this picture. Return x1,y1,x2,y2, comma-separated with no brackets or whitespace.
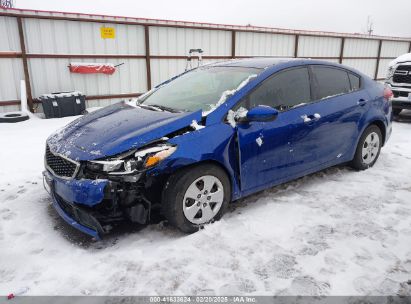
350,125,382,170
162,164,231,233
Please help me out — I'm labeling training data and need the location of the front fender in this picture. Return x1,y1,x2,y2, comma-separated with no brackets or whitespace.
146,123,241,199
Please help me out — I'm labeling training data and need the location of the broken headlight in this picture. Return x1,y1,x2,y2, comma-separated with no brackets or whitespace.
86,144,177,174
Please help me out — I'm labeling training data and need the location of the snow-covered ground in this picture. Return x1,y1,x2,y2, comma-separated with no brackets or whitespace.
1,112,411,296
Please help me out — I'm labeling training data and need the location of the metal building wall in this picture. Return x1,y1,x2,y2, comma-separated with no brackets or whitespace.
0,15,24,112
235,32,295,57
0,8,410,113
298,36,341,58
23,18,147,108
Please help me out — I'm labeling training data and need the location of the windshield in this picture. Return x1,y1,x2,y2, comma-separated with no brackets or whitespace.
139,66,261,113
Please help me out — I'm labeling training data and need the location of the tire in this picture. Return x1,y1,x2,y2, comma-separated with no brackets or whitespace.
0,112,30,123
350,125,382,171
161,163,231,233
393,108,402,116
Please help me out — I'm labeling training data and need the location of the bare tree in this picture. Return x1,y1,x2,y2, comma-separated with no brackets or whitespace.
0,0,15,8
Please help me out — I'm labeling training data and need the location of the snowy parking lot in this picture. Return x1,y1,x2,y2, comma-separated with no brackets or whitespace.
1,112,411,296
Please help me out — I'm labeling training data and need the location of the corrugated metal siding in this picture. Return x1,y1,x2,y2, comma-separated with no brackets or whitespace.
235,32,295,57
150,58,230,88
298,36,341,57
380,41,409,57
29,58,147,101
377,58,393,79
23,18,145,55
343,38,379,57
150,59,186,87
149,27,231,56
1,8,411,112
0,59,24,99
342,59,377,77
0,105,19,113
0,16,20,52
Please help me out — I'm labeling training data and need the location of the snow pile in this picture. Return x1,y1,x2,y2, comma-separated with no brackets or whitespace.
1,113,411,296
389,53,411,67
190,120,205,130
70,62,115,68
226,107,248,128
41,91,83,99
255,136,263,147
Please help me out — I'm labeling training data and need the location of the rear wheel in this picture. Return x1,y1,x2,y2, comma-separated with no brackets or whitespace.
350,125,382,170
162,164,231,233
393,108,402,116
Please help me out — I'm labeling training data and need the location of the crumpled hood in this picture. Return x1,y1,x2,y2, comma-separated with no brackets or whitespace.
47,102,202,161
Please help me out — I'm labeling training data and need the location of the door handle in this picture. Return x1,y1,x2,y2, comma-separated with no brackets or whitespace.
301,113,321,124
357,99,367,106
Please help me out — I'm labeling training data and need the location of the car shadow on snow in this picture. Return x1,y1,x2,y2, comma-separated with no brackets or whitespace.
227,165,352,214
47,164,354,248
394,109,411,123
46,202,184,249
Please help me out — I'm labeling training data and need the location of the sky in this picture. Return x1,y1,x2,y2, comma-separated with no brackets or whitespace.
11,0,411,38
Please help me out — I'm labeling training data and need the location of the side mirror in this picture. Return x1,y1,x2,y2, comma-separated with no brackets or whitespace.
246,105,279,122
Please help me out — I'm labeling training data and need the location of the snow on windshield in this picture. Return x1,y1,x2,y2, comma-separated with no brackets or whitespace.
203,74,257,116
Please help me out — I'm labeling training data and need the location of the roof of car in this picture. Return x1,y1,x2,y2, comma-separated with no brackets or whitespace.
209,57,299,69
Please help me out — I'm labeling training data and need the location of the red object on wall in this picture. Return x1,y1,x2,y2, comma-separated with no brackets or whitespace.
69,63,116,75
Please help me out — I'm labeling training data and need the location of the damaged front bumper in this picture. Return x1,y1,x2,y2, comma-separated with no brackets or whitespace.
43,170,108,239
43,169,151,240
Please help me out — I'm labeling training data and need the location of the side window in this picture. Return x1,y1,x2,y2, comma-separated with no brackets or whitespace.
311,66,351,100
348,73,361,91
247,67,311,111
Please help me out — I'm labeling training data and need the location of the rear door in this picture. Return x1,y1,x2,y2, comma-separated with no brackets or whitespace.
292,65,368,167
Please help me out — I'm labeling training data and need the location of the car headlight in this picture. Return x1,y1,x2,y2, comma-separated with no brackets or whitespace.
86,144,176,174
143,146,177,168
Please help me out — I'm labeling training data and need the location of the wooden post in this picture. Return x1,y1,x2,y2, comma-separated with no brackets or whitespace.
339,37,345,64
294,34,299,58
144,25,152,91
374,40,382,80
231,31,236,58
16,17,34,112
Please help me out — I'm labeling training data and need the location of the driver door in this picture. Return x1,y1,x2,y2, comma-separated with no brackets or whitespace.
235,67,314,194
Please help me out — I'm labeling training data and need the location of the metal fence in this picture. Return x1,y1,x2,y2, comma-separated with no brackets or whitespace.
1,7,410,113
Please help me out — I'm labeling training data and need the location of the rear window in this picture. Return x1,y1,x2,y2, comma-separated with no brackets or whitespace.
311,66,351,100
349,73,361,91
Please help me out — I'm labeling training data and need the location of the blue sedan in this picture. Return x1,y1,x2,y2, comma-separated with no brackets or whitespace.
43,58,393,239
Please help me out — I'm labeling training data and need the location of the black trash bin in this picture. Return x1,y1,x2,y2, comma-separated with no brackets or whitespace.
39,91,86,119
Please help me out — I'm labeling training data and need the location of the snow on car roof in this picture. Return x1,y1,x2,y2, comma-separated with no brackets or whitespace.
209,57,299,69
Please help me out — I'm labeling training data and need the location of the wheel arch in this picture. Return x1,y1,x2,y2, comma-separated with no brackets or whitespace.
145,159,237,207
168,159,234,196
368,119,386,146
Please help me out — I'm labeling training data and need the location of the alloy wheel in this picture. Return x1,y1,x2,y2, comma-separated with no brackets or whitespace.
182,175,224,224
361,131,380,165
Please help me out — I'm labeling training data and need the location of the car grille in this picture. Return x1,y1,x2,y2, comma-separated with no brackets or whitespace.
45,145,78,178
393,65,411,84
392,91,409,98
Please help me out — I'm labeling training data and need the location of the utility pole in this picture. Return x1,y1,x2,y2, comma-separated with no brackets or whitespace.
366,16,374,36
